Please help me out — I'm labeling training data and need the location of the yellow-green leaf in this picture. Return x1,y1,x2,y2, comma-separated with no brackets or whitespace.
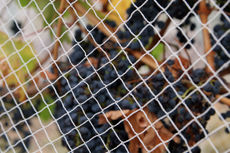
19,0,31,7
18,0,31,7
150,43,164,61
60,26,71,43
107,0,134,25
78,0,106,19
38,94,55,121
0,31,37,101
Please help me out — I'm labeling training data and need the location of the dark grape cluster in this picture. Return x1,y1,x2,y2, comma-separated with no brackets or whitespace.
54,37,138,152
114,0,198,50
54,29,221,152
216,0,230,12
0,98,38,153
114,0,170,50
145,67,219,153
52,0,230,153
81,0,199,52
69,27,101,65
212,14,230,69
1,0,229,153
168,0,198,48
168,0,197,20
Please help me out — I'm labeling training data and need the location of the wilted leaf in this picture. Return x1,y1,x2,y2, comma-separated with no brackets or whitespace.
131,51,159,70
15,40,37,72
99,107,179,153
40,70,57,80
84,57,99,68
172,55,190,70
98,109,131,124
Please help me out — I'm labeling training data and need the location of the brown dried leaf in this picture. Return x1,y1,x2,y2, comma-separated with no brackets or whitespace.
99,107,179,153
216,94,230,106
40,70,57,80
34,77,40,84
99,0,108,5
131,51,162,70
98,109,131,125
172,55,190,70
169,55,190,78
84,57,98,68
98,0,108,11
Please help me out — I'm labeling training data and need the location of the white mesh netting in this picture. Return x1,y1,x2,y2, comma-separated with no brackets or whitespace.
0,0,230,153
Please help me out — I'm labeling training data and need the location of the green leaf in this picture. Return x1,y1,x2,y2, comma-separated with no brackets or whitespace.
31,0,60,26
18,0,31,7
30,1,70,43
38,94,55,121
79,0,106,19
60,26,71,43
15,40,37,72
0,31,37,101
18,0,71,44
0,31,37,73
150,43,164,61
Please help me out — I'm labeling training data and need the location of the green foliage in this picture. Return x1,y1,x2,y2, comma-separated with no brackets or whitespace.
38,94,55,121
60,25,71,43
18,0,30,7
150,43,164,61
18,0,71,43
0,31,37,73
25,0,59,27
0,31,37,101
78,0,106,19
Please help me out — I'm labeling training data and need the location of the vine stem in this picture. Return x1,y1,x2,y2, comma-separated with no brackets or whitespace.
198,0,215,74
69,3,104,53
26,53,54,78
25,20,76,78
176,40,192,67
26,0,67,96
52,0,66,72
216,95,230,106
51,0,66,92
